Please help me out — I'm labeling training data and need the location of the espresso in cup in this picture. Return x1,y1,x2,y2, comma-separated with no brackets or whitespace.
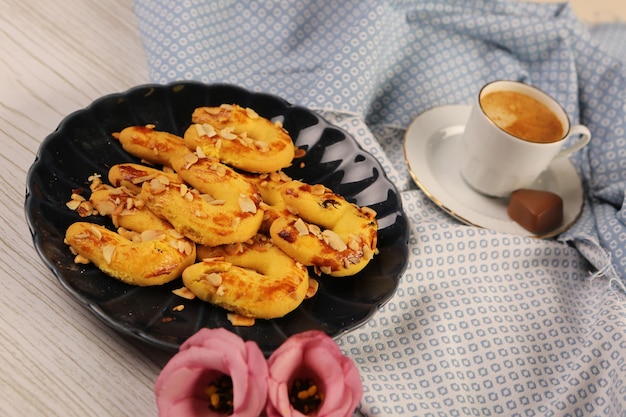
480,90,564,144
460,80,591,197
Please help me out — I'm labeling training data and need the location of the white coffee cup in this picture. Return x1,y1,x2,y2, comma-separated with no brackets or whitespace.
460,80,591,197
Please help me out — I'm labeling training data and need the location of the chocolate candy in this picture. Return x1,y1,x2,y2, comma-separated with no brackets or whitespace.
507,189,563,234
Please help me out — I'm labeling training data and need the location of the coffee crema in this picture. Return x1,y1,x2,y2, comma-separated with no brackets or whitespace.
480,90,565,143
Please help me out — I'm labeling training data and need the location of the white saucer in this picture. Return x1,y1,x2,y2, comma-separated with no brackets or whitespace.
403,105,584,238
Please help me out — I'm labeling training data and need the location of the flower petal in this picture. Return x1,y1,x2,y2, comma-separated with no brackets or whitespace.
155,328,268,417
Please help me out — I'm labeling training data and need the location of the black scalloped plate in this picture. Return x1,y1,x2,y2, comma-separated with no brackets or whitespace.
25,82,409,355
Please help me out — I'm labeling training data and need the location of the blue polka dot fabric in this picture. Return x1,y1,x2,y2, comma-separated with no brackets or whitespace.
133,1,626,415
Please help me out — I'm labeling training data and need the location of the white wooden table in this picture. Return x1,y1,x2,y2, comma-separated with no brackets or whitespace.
1,1,168,416
0,1,622,416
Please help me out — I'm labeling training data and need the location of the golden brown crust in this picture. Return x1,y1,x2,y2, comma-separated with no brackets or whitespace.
185,235,309,319
269,180,378,277
114,125,191,167
65,222,195,286
185,104,295,173
139,177,264,246
107,163,182,195
89,186,173,232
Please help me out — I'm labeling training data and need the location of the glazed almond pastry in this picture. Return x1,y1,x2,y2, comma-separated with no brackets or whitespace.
269,180,378,277
185,235,309,319
185,104,295,173
242,170,294,233
89,186,174,232
107,163,182,195
114,125,190,167
139,173,263,247
65,222,196,286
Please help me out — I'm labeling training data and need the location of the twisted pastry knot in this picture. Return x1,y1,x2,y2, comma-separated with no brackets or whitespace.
185,235,310,319
268,180,378,277
186,104,295,173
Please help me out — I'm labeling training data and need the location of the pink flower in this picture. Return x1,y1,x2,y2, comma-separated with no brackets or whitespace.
266,331,363,417
155,328,268,417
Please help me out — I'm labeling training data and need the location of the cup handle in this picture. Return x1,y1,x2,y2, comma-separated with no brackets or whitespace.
555,125,591,159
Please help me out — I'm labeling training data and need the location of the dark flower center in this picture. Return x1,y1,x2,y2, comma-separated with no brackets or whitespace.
205,375,234,414
289,378,324,414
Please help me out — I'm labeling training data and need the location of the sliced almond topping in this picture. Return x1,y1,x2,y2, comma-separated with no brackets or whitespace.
319,265,332,275
195,123,217,138
141,229,164,242
101,244,115,264
245,107,259,119
74,254,90,264
156,175,171,186
322,229,347,252
306,278,319,299
149,178,167,193
173,286,196,300
227,313,255,327
202,272,223,287
238,194,257,213
131,173,157,184
294,218,309,236
66,200,82,211
195,146,206,159
278,170,292,182
88,225,102,240
219,126,237,140
183,152,199,168
307,223,322,237
179,183,189,197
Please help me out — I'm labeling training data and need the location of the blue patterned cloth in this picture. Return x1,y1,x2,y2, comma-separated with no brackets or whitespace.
133,1,626,416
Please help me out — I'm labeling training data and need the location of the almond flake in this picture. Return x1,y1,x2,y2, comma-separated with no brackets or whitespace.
102,244,115,264
238,194,257,213
294,218,309,236
245,107,259,119
149,178,166,193
322,229,347,252
195,146,206,159
141,229,164,242
183,153,199,168
202,272,223,287
227,313,255,327
306,278,319,299
66,200,82,211
173,287,196,300
219,126,237,140
88,226,102,240
131,173,157,184
74,254,90,265
195,123,217,138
